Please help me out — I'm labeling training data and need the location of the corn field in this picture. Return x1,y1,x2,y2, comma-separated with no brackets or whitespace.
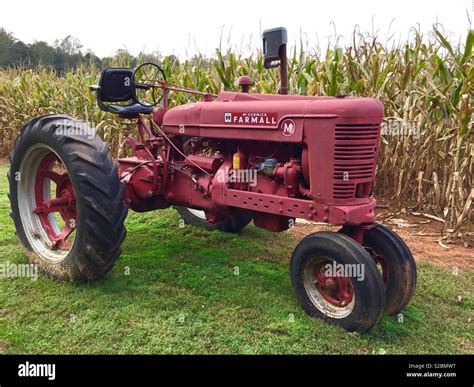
0,27,472,238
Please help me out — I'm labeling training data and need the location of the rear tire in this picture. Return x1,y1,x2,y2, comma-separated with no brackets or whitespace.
174,206,252,233
8,115,127,281
290,232,385,333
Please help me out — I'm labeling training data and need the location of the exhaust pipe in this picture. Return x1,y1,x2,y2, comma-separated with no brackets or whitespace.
262,27,288,95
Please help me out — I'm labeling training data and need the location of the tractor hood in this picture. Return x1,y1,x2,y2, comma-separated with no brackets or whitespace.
163,91,384,129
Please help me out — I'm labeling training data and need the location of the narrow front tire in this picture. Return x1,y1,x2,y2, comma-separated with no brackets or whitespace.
290,232,385,333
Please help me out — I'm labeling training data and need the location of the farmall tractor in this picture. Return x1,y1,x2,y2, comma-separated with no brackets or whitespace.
8,28,416,332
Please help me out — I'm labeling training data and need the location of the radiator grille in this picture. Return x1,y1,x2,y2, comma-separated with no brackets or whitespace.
333,123,380,200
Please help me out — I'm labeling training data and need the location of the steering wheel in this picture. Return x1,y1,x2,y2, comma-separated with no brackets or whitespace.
132,62,166,107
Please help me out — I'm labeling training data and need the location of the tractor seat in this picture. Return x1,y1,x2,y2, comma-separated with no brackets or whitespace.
106,103,154,116
90,68,154,117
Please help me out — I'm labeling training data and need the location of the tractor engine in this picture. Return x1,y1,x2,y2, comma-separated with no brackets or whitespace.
118,92,382,233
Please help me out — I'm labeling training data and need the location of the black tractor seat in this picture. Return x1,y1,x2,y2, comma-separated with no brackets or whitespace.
90,68,154,117
105,103,154,116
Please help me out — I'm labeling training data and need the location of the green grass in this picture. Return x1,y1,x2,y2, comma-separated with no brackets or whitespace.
0,164,472,354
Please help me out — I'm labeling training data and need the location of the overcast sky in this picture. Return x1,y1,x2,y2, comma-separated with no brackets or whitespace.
1,0,472,58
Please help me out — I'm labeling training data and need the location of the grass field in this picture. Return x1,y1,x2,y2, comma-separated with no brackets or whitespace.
0,164,472,354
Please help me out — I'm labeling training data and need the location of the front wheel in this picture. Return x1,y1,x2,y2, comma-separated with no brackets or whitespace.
8,115,128,281
290,232,385,333
340,223,417,315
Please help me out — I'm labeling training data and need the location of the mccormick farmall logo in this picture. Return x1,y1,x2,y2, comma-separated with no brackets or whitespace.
224,112,278,126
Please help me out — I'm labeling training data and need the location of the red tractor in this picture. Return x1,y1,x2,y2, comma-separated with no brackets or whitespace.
8,28,416,332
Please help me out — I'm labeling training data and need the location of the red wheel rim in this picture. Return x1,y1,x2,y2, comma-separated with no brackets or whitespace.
313,260,354,307
33,153,77,251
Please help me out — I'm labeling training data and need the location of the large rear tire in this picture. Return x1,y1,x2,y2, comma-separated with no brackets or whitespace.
290,232,385,333
8,115,127,281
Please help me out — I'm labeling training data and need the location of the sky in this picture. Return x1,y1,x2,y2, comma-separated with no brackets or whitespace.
0,0,472,58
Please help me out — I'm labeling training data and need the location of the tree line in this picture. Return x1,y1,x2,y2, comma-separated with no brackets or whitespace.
0,28,176,72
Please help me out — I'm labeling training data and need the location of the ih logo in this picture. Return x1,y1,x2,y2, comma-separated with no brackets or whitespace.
281,119,296,136
224,112,277,126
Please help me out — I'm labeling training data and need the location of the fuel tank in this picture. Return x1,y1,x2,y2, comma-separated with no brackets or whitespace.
162,91,383,142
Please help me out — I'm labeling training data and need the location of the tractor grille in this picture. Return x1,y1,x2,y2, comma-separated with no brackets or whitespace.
332,123,380,200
